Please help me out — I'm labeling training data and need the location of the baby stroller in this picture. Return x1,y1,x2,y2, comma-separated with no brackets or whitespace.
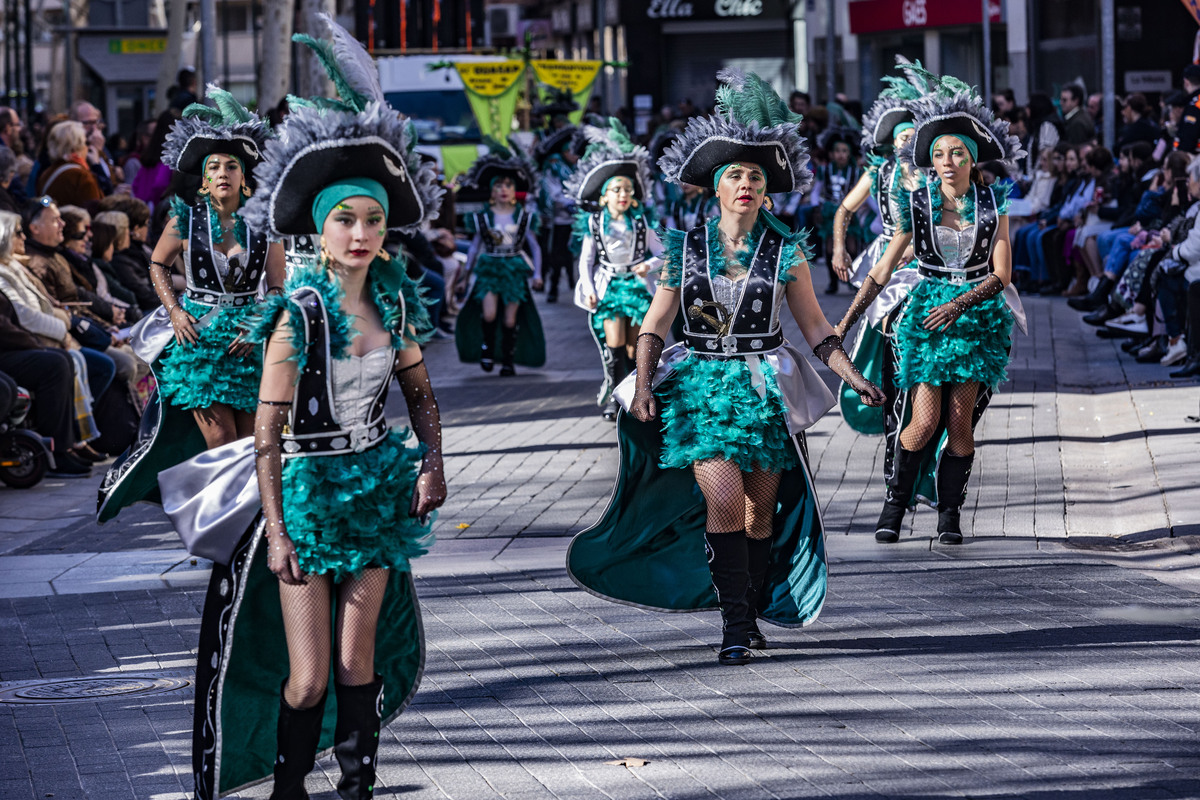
0,384,53,488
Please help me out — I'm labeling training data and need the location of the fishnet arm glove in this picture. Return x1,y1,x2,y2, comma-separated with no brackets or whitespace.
398,359,446,519
255,400,305,585
150,258,198,345
923,274,1004,331
834,276,884,338
814,334,885,407
629,332,664,422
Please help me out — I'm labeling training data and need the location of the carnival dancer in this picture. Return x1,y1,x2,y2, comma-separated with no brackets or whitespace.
834,70,1026,545
648,127,682,215
455,140,545,376
96,86,284,521
813,132,864,293
568,70,884,666
535,121,579,302
153,18,447,799
568,120,664,421
833,61,926,435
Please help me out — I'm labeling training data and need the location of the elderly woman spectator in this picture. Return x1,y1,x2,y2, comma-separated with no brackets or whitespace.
91,210,142,317
60,204,140,324
99,194,160,310
36,121,103,209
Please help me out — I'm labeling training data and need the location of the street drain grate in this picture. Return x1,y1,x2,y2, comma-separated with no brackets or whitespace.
0,673,192,705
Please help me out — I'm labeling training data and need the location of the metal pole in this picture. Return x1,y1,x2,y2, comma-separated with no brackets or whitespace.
64,27,74,112
199,0,217,92
825,0,835,102
1100,0,1115,148
222,0,231,86
251,0,259,95
981,0,991,104
22,0,32,116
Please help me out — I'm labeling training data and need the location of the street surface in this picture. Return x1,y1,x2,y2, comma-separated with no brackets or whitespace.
2,287,1200,800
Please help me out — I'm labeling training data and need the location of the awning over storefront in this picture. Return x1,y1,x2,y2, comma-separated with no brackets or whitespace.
77,30,167,84
849,0,1001,35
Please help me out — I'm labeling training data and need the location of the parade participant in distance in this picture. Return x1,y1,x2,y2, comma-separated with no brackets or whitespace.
834,68,1026,545
97,86,284,521
569,70,884,667
455,139,545,376
568,120,664,420
534,115,579,303
155,18,446,798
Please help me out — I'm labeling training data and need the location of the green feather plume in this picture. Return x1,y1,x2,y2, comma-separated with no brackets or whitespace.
714,69,801,129
292,32,367,112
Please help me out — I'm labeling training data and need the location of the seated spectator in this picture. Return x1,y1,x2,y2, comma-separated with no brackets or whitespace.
100,194,161,307
1063,146,1117,297
0,147,17,214
1118,93,1161,152
91,210,140,316
130,109,178,212
60,205,140,325
36,121,103,210
1148,157,1200,373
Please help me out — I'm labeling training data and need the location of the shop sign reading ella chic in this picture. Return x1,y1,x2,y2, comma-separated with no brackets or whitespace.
647,0,767,19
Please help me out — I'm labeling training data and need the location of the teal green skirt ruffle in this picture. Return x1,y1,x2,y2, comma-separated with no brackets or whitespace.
657,355,798,473
156,296,260,413
595,272,652,326
895,278,1012,390
472,253,532,306
281,428,434,581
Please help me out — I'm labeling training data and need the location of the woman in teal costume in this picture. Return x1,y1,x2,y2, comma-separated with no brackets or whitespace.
155,18,447,799
96,88,283,523
455,140,545,376
568,119,664,420
568,70,884,667
836,73,1026,546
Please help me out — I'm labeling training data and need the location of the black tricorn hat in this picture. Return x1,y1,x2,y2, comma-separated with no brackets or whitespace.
911,112,1006,168
864,104,913,149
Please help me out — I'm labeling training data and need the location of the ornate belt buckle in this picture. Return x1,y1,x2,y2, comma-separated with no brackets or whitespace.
720,335,738,355
217,294,235,309
948,269,966,286
350,425,372,453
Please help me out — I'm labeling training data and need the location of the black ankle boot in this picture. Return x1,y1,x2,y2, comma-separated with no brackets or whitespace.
876,446,922,543
704,530,754,665
270,681,326,800
936,453,974,545
745,536,772,650
1068,276,1114,311
500,324,517,376
602,347,625,421
479,318,497,372
334,676,384,800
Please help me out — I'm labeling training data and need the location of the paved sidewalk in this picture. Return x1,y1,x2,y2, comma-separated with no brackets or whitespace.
2,291,1200,799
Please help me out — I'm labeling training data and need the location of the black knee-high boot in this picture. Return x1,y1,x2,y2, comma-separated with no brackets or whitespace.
936,453,974,545
602,346,625,421
333,676,384,800
745,536,772,650
500,324,518,376
704,530,754,665
875,446,922,543
479,318,497,372
270,681,326,800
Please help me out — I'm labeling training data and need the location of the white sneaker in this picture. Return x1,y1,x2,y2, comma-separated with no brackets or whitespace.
1106,312,1148,334
1161,337,1188,366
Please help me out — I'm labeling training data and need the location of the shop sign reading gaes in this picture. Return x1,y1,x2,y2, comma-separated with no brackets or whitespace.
647,0,766,19
902,0,928,26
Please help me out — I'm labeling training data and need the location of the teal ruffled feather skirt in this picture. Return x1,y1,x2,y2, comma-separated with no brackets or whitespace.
657,355,798,473
472,253,532,306
281,429,434,581
895,278,1012,390
156,296,260,413
595,273,652,326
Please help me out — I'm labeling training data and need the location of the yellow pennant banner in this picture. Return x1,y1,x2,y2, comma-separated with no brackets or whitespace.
532,60,603,125
453,61,524,97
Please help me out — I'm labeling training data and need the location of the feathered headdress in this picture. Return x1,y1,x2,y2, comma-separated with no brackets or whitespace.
860,57,932,152
459,137,540,201
896,65,1025,170
241,14,443,237
533,124,578,165
533,87,579,121
162,84,271,177
564,119,653,204
658,69,811,194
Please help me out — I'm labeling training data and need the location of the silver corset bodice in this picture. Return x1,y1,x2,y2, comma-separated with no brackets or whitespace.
602,218,638,266
186,245,253,290
488,212,523,248
331,346,393,428
711,274,747,316
935,225,977,270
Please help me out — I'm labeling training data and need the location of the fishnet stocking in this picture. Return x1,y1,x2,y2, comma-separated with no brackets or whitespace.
742,469,781,540
898,382,980,455
278,568,392,708
945,382,980,456
693,459,781,538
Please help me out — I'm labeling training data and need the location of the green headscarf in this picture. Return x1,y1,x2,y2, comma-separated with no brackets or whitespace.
930,133,978,164
311,177,390,232
892,121,915,139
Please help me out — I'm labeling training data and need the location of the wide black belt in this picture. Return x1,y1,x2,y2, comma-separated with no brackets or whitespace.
185,289,258,308
917,264,991,285
683,329,784,357
281,415,389,458
600,261,636,275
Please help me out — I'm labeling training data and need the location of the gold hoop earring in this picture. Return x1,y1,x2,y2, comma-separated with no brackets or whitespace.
631,198,639,208
241,183,252,198
197,184,210,197
763,195,774,212
377,247,391,262
319,235,332,264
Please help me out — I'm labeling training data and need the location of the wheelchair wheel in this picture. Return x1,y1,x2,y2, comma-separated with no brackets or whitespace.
0,431,49,488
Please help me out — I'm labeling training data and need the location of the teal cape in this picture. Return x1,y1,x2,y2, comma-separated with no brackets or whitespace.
454,294,547,367
567,411,826,627
192,525,423,798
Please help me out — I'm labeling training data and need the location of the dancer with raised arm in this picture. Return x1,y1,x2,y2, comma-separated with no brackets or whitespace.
568,70,884,667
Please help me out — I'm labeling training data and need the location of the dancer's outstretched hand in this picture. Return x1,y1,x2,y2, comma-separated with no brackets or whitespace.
410,467,447,521
630,388,657,422
267,531,306,585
